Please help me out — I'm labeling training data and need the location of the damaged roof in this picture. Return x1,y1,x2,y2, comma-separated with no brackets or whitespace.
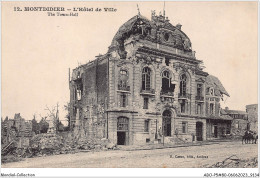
110,15,152,47
206,75,230,97
207,115,233,121
224,109,247,115
109,13,192,52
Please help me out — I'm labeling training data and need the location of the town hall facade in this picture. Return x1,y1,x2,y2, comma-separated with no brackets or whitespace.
69,12,231,145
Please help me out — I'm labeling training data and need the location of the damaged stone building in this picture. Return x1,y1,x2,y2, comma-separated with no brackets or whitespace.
246,104,258,133
222,107,249,135
69,12,230,145
2,113,33,148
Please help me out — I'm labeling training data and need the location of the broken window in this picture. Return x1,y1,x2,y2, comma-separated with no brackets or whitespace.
182,122,187,133
179,74,187,96
132,18,151,36
210,103,214,115
77,72,81,79
76,84,82,101
197,84,202,96
120,93,127,107
144,119,149,132
143,97,149,109
77,89,81,101
119,69,128,90
142,67,151,91
162,71,175,93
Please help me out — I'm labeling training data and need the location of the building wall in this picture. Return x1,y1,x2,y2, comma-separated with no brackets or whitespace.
206,120,232,139
246,104,258,132
69,57,109,140
105,37,211,145
69,14,229,145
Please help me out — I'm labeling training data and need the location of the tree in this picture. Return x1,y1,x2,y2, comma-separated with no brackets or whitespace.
31,114,40,134
57,121,64,132
39,117,49,133
45,103,59,133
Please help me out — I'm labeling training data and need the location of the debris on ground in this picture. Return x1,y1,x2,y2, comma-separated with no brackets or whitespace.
1,155,24,164
2,132,118,164
202,155,258,168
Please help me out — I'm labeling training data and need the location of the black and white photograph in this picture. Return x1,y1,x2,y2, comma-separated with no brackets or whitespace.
1,1,258,177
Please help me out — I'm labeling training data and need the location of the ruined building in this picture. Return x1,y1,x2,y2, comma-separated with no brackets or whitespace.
69,12,230,145
223,107,248,135
246,104,258,132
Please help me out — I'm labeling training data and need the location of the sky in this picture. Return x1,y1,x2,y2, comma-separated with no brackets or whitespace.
2,1,258,122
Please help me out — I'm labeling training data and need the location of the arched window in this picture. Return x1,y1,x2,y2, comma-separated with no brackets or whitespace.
179,74,187,95
142,67,151,91
162,70,175,93
119,69,128,90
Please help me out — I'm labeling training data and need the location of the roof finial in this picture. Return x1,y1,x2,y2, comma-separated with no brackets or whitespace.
137,4,140,16
163,1,166,17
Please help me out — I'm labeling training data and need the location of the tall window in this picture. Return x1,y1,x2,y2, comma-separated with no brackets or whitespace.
142,67,151,90
182,122,187,133
197,84,202,96
120,93,127,107
143,97,149,109
119,70,128,89
197,103,202,115
162,70,175,92
210,103,214,115
180,101,186,113
179,74,187,95
144,119,149,132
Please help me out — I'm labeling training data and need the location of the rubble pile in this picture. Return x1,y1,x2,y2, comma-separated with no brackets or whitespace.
29,133,64,156
226,157,258,168
202,155,258,168
76,138,118,151
2,131,118,164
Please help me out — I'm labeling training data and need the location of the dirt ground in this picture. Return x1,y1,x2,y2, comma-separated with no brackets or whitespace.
2,141,258,168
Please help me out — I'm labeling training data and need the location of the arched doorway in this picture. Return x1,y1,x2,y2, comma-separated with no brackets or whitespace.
196,122,203,141
163,110,172,137
117,117,129,145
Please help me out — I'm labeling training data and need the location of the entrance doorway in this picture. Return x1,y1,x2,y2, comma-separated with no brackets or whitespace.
117,132,126,145
117,117,129,145
196,122,203,141
163,110,172,137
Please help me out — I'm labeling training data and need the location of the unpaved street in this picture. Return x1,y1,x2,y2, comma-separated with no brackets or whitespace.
2,141,257,168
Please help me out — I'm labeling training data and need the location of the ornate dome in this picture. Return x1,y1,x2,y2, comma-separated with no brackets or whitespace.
110,15,154,47
109,13,193,57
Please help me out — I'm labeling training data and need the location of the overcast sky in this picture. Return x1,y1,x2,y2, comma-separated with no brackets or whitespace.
2,1,258,122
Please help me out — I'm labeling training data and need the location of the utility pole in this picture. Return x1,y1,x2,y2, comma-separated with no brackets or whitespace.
155,119,158,140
